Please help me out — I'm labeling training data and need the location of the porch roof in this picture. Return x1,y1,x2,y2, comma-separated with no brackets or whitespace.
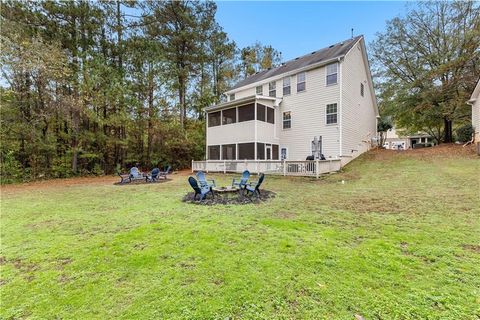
204,95,280,113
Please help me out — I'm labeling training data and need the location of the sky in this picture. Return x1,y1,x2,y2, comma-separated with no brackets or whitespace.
215,1,411,61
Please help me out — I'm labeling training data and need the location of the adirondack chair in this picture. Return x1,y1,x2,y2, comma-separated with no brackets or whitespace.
188,176,214,201
146,168,160,182
129,167,146,182
232,170,250,188
196,171,215,188
158,165,171,179
243,173,265,198
118,171,131,184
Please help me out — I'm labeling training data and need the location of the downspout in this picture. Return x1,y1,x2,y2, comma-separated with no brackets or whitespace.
338,57,343,158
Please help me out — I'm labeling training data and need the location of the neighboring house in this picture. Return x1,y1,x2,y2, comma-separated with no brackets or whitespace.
204,35,379,165
384,127,434,150
467,78,480,146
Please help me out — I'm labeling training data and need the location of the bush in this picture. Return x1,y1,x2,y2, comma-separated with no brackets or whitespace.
455,124,474,143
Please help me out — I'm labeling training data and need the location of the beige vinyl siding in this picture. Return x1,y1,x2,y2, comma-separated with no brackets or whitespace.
278,66,340,160
340,40,377,159
473,97,480,142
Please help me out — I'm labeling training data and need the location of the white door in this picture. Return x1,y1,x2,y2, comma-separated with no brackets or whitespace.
266,145,272,160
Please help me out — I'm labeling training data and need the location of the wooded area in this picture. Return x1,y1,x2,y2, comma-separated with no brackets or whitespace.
0,0,281,182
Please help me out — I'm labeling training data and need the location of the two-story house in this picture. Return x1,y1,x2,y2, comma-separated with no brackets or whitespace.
204,35,379,165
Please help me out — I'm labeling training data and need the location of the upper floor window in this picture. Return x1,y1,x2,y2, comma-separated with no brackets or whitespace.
269,81,276,97
222,108,236,125
256,85,263,95
229,93,235,101
283,111,291,129
283,77,291,95
297,72,306,92
326,63,338,85
326,103,338,125
208,111,221,127
360,83,365,97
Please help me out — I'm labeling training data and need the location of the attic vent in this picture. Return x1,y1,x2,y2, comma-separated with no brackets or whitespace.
295,57,300,60
311,51,316,54
329,44,335,48
340,42,344,45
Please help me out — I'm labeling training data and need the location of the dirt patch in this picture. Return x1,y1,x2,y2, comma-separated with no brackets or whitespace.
182,190,276,205
274,211,297,219
462,244,480,253
12,258,39,273
366,144,477,161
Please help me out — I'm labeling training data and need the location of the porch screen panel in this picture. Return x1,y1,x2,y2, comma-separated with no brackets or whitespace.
257,143,265,160
208,145,220,160
222,108,236,125
238,103,255,122
267,107,275,124
238,143,255,160
272,144,279,160
208,111,221,127
257,104,266,122
222,144,236,160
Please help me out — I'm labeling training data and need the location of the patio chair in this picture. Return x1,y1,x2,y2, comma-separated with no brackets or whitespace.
188,176,214,201
196,171,215,188
158,165,171,180
242,173,265,198
118,171,131,184
129,167,146,182
146,168,160,182
232,170,250,188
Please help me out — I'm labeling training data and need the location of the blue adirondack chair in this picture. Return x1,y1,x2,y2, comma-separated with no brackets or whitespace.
232,170,250,188
196,171,215,188
188,177,214,201
243,173,265,198
146,168,160,182
159,165,171,179
130,167,146,182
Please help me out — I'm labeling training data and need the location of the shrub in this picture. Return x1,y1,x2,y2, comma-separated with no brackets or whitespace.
455,124,474,143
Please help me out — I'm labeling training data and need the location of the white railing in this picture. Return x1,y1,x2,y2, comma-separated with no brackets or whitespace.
191,159,342,178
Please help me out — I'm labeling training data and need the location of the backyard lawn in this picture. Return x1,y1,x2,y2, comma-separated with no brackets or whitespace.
1,146,479,319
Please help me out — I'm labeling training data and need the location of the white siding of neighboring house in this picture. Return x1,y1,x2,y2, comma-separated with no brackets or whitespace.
228,66,341,160
341,39,377,163
471,81,480,142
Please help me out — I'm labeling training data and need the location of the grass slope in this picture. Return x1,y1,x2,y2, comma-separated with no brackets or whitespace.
1,147,479,319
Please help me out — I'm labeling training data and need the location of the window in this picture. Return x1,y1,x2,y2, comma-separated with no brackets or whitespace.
238,143,255,160
238,103,255,122
283,111,291,129
297,72,306,92
256,104,266,122
208,145,220,160
272,144,279,160
229,93,235,101
208,111,221,127
326,63,338,85
283,77,291,95
257,143,265,160
326,103,338,124
256,85,263,95
281,148,287,160
267,107,275,124
269,81,276,97
222,108,236,125
360,83,364,97
222,144,236,160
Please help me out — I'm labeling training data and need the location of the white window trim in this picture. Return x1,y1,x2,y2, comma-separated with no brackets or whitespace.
297,72,306,93
269,81,276,97
283,76,291,96
280,147,288,160
325,103,338,125
282,111,292,130
325,62,338,86
256,85,263,95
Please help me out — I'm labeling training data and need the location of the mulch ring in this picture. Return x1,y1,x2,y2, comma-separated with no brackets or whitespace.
113,178,172,186
182,190,276,205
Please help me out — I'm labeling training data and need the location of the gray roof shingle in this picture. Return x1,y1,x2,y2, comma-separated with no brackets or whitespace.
229,35,363,91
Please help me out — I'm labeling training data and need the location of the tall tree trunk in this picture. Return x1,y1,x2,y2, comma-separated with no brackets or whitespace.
443,118,453,143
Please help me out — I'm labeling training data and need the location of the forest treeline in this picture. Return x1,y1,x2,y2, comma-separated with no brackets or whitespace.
0,0,282,183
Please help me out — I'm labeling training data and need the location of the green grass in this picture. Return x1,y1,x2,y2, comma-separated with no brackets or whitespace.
1,150,479,319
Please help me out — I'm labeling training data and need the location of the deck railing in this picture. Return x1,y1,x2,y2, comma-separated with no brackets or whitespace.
191,159,341,178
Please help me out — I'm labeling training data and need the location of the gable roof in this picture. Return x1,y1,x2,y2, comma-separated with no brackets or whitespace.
229,35,363,91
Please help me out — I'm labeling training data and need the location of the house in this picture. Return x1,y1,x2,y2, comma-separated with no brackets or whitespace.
384,127,434,150
204,35,378,166
467,78,480,150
